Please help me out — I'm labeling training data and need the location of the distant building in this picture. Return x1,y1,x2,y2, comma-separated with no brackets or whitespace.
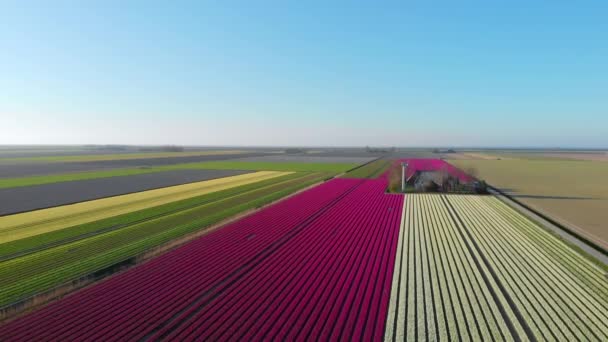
409,170,457,192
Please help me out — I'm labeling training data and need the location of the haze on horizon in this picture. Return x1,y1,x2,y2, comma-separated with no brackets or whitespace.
1,1,607,148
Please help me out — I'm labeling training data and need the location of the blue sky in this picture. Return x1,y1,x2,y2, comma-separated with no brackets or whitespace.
1,1,607,147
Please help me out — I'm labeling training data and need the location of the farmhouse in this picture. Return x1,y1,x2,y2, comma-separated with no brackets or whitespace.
408,170,459,192
400,158,484,193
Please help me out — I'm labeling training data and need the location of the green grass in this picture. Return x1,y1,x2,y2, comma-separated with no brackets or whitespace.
341,159,390,179
0,161,355,189
0,171,329,307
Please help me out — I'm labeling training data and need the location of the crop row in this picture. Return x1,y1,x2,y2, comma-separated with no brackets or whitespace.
0,160,355,189
0,172,329,308
385,194,608,341
159,179,402,341
0,171,308,260
0,178,378,340
0,170,287,244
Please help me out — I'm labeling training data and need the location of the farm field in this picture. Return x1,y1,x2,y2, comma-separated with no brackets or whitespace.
0,178,404,340
0,150,245,164
0,160,357,189
447,150,608,162
230,154,376,164
342,158,391,179
0,171,331,308
0,169,254,215
1,155,606,340
0,151,270,179
385,194,608,341
451,158,608,250
0,171,287,244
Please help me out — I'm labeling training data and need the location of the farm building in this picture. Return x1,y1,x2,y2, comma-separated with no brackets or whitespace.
401,159,484,193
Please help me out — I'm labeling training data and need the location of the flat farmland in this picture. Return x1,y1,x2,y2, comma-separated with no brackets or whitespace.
0,169,254,215
0,149,245,163
385,194,608,341
0,171,286,244
0,171,331,308
230,154,376,165
0,159,357,189
0,178,404,340
451,159,608,249
342,159,391,179
0,152,269,178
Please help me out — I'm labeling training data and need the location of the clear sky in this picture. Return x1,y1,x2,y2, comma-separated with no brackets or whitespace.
1,1,607,147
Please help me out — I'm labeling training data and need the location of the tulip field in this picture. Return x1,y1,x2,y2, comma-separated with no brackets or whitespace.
1,158,607,341
0,178,404,340
385,194,608,341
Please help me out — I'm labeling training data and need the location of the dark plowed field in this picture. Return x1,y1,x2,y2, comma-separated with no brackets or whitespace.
0,169,252,215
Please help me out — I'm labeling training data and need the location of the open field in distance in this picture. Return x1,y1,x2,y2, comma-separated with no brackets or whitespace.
451,158,608,250
0,150,246,164
0,160,358,190
0,169,253,215
448,150,608,162
0,171,288,245
0,152,270,178
230,155,377,164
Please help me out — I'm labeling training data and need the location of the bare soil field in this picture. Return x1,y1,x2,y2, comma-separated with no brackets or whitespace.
538,152,608,161
0,169,252,215
451,158,608,250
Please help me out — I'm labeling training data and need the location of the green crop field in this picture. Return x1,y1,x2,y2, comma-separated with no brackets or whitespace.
385,194,608,341
0,171,287,242
0,171,329,308
164,160,358,173
0,161,356,189
341,159,390,179
0,150,244,164
451,158,608,250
